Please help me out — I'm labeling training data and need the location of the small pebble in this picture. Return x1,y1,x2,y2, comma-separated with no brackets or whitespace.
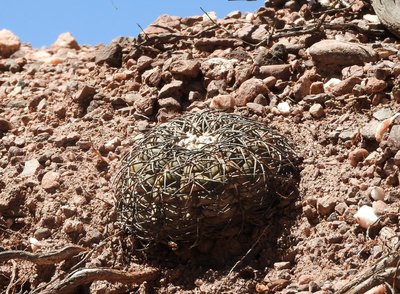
277,102,290,115
369,186,385,201
348,148,369,167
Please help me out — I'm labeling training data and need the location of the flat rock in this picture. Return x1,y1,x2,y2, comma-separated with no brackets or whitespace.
0,29,21,57
360,120,380,141
194,38,240,52
169,60,200,78
158,80,183,99
373,108,393,121
258,64,291,80
95,43,122,68
21,159,41,177
308,40,377,66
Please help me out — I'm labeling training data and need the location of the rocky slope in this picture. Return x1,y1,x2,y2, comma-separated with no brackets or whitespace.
0,0,400,293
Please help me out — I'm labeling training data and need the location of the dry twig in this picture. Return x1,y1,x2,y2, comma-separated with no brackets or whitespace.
0,246,86,265
41,267,159,294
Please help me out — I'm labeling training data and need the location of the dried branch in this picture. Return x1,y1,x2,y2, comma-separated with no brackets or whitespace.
338,227,400,294
0,246,86,265
42,267,159,294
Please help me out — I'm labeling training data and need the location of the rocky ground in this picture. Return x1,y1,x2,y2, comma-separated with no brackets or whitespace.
1,0,400,293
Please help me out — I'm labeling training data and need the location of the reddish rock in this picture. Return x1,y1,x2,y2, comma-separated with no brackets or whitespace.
332,76,362,96
309,103,324,118
52,32,80,50
0,29,21,57
247,102,265,115
95,43,122,68
293,77,312,101
158,80,183,99
74,85,96,104
137,56,153,72
144,14,181,35
235,78,269,106
206,79,227,98
348,148,369,167
194,38,240,52
235,24,268,43
41,171,60,192
258,64,291,80
134,95,156,116
317,195,336,216
201,58,235,81
309,82,324,94
364,77,387,94
142,67,162,87
308,40,377,66
169,60,200,78
158,97,181,110
0,118,12,134
210,94,235,110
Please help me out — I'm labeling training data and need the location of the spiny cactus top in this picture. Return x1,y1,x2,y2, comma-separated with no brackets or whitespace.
115,110,300,248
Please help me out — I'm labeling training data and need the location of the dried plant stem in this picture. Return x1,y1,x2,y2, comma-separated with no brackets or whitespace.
0,246,86,265
42,267,159,294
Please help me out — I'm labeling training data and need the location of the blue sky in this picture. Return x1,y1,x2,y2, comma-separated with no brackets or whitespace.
0,1,262,48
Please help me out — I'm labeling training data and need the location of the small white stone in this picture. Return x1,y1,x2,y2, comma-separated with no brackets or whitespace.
324,78,341,93
354,205,379,229
21,159,41,177
363,14,380,24
370,186,385,201
277,102,290,115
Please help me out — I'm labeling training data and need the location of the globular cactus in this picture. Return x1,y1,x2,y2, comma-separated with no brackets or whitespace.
115,110,300,248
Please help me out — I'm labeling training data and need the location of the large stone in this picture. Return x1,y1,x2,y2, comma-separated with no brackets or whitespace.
308,40,377,66
0,29,20,57
364,77,387,94
201,58,235,81
235,78,269,106
169,60,200,78
194,38,240,52
0,118,12,134
52,32,80,50
235,24,268,43
387,125,400,148
258,64,291,80
332,76,362,96
360,120,380,141
134,95,156,116
158,80,183,99
95,43,122,68
210,94,235,110
144,14,181,35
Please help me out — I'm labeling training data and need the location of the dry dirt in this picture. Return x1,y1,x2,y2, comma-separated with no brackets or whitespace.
1,0,400,293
